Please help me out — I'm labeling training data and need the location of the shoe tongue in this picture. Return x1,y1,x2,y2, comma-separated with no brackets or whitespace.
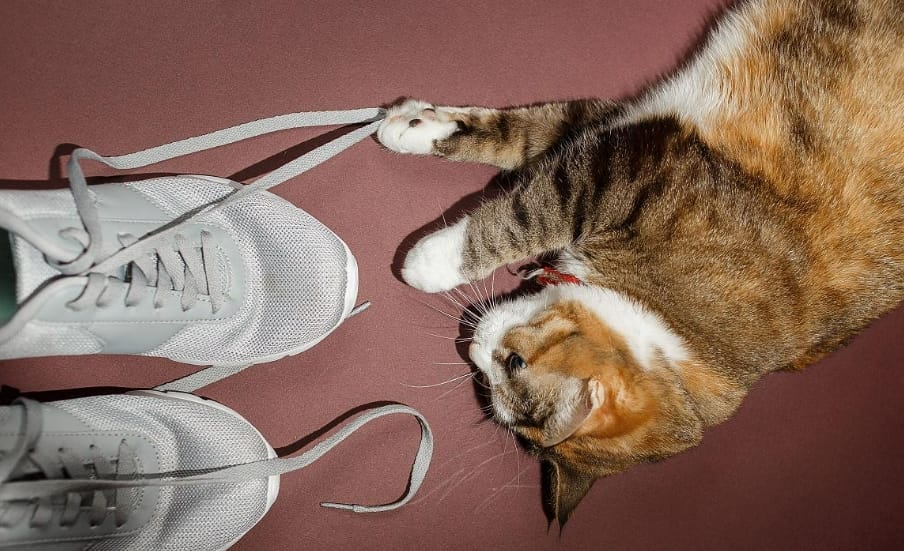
0,231,16,324
8,233,74,304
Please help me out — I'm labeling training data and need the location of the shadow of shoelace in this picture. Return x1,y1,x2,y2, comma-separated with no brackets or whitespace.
0,142,183,191
271,400,404,457
225,125,357,183
0,122,376,192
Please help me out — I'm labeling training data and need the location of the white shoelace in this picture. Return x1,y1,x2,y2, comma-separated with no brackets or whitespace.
0,108,383,380
0,397,433,517
0,108,435,515
0,108,383,339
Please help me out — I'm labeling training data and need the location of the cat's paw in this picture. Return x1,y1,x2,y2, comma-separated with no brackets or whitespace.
378,99,459,155
402,218,469,292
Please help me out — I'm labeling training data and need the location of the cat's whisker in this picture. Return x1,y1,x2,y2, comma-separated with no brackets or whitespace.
480,278,494,312
453,283,478,308
440,290,468,310
422,437,505,504
423,331,472,343
437,447,518,504
435,372,479,401
466,282,491,317
433,438,498,473
432,292,483,332
401,372,475,388
434,467,474,504
461,308,481,326
410,463,474,506
473,407,495,422
414,428,528,506
453,286,485,320
415,298,471,325
464,281,481,303
508,427,523,492
490,270,496,300
414,322,472,331
474,464,534,513
451,287,473,311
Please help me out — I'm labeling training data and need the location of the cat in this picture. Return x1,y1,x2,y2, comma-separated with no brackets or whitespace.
377,0,904,524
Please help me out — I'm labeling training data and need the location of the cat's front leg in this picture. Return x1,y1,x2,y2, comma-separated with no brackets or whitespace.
379,98,614,169
403,181,576,292
402,218,470,292
377,99,462,156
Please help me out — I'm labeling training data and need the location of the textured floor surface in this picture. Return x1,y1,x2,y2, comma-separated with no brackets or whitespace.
2,1,903,549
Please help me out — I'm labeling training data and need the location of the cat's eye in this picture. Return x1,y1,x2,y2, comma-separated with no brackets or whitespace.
506,353,527,372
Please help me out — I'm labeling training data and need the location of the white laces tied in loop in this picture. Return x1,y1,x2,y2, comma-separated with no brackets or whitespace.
64,108,384,276
1,107,383,280
0,399,433,515
79,114,383,279
53,109,384,323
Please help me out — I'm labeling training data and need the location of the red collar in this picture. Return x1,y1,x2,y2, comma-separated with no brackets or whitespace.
522,265,584,286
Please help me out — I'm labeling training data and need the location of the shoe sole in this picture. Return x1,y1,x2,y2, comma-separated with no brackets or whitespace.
126,389,279,551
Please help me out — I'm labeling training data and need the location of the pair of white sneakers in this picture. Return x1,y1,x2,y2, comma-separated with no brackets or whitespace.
0,109,432,550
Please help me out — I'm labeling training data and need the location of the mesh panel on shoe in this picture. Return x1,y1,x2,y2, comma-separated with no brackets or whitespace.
0,321,102,360
86,482,268,551
131,178,350,365
55,394,268,472
55,395,270,551
1,175,350,365
0,188,81,220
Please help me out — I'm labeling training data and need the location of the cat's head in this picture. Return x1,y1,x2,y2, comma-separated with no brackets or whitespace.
469,284,702,524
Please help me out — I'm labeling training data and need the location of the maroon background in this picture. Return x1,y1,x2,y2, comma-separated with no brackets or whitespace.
2,1,903,549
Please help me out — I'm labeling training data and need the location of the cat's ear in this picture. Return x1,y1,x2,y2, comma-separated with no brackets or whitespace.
543,460,596,528
540,380,594,447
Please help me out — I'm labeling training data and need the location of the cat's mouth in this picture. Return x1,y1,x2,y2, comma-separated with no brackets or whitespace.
476,367,593,448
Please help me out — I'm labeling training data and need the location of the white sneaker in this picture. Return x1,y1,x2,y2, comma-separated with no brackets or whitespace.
0,109,383,367
0,391,432,550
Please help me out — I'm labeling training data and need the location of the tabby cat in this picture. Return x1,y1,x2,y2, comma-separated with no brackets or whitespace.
377,0,903,524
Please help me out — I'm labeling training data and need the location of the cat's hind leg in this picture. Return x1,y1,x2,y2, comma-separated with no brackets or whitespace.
378,98,613,170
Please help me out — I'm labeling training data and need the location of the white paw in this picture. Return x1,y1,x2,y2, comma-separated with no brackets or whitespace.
378,99,459,155
402,217,469,292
